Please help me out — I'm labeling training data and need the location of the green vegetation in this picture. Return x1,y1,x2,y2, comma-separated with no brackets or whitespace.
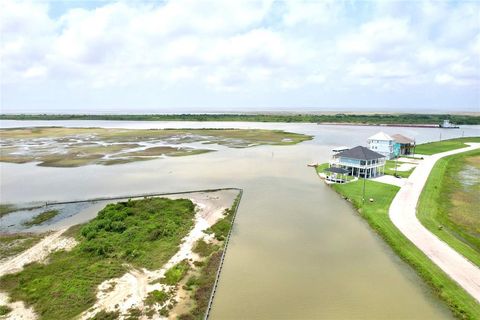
206,194,240,241
161,260,191,285
1,113,479,124
192,239,219,257
22,210,60,227
384,160,415,178
179,193,241,319
145,290,171,306
178,251,223,320
415,137,480,155
0,233,45,260
331,180,480,319
0,305,12,316
0,127,311,167
0,204,17,218
315,163,329,174
0,197,196,320
417,149,480,267
90,310,120,320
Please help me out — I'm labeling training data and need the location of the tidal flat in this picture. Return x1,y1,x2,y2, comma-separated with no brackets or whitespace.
0,127,312,167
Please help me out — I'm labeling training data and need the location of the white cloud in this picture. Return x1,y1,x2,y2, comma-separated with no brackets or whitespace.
337,17,413,58
0,0,478,111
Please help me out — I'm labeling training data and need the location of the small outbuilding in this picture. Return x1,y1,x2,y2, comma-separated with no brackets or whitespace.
324,166,350,183
392,134,415,156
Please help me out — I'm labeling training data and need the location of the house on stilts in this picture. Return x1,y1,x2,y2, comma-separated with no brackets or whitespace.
329,146,386,179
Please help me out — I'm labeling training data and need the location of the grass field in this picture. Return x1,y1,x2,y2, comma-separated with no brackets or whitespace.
384,160,415,178
0,197,196,320
417,149,480,268
331,180,480,319
415,137,480,155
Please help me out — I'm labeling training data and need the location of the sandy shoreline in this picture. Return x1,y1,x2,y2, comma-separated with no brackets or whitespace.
0,189,239,320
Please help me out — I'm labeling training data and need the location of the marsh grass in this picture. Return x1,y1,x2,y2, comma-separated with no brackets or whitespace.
0,127,311,167
192,239,219,257
0,204,17,218
22,210,60,226
178,251,223,320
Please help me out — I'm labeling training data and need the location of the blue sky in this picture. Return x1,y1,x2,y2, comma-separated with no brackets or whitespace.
1,0,479,113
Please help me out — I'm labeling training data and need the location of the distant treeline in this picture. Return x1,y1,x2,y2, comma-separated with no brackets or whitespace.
1,113,479,124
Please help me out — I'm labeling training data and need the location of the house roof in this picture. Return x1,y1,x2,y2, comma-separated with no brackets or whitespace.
392,134,414,144
336,146,385,160
368,131,393,141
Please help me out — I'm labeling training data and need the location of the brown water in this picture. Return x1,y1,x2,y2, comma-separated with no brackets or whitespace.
1,120,478,319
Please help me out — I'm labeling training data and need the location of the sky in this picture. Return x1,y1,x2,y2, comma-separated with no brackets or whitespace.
0,0,479,114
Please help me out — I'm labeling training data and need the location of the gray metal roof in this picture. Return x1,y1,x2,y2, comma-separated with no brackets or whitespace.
336,146,385,160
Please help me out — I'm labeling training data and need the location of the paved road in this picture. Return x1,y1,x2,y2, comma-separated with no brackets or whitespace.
389,143,480,302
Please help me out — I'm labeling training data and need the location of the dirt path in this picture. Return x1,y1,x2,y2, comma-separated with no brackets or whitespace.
0,229,77,320
0,229,77,276
389,143,480,302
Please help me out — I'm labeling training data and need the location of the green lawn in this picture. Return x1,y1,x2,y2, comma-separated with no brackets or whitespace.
415,137,480,155
417,149,480,268
0,197,196,320
384,160,415,178
331,180,480,319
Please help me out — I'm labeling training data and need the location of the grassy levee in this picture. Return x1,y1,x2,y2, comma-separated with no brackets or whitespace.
415,137,480,155
417,149,480,267
331,180,480,319
0,197,196,320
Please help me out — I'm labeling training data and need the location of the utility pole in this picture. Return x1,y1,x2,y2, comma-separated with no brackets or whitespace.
362,172,366,203
394,155,398,177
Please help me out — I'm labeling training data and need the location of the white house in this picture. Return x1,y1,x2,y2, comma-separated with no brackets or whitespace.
367,132,395,160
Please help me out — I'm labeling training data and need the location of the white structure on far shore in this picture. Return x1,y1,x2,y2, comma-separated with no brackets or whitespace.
368,132,395,159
